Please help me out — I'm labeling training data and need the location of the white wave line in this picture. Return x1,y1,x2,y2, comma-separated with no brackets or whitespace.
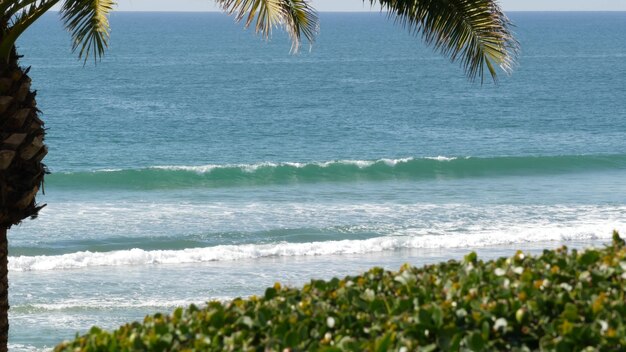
13,298,229,311
147,157,458,174
9,227,618,272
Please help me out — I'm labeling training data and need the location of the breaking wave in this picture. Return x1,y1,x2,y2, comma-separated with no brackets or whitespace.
47,154,626,190
10,226,618,272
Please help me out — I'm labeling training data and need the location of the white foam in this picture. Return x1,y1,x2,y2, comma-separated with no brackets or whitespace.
151,164,220,173
331,160,376,168
7,344,50,352
147,156,452,174
425,156,457,161
94,168,124,172
380,157,414,166
16,298,228,311
282,162,307,168
9,225,619,272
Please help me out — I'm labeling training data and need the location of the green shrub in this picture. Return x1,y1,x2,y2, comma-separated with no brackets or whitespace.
55,231,626,351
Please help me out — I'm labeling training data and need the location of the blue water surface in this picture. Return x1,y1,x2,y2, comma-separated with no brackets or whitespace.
7,12,626,350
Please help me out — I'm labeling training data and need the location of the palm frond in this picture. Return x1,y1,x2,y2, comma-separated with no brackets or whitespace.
1,0,40,19
0,0,18,18
370,0,519,82
277,0,318,52
0,0,60,63
6,0,50,27
216,0,318,52
60,0,115,64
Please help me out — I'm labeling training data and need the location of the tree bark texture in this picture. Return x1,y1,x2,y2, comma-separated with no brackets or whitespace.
0,45,47,351
0,46,47,227
0,227,7,352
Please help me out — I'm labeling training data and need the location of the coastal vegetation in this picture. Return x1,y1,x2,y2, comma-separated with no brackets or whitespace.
55,232,626,351
0,0,518,349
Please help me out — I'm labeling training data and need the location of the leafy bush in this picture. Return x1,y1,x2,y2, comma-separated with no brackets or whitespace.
55,232,626,351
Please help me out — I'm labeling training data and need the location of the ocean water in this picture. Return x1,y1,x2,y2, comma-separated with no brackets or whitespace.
7,11,626,349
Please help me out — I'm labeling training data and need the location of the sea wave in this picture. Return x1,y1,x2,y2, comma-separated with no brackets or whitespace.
10,227,618,272
7,344,48,352
10,298,229,314
45,154,626,190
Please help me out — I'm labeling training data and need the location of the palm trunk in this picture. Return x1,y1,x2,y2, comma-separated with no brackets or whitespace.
0,44,47,350
0,227,7,352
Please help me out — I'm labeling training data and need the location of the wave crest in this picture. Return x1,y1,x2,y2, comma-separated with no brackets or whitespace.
47,154,626,190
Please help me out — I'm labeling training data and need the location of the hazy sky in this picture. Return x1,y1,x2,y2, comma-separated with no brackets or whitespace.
91,0,626,12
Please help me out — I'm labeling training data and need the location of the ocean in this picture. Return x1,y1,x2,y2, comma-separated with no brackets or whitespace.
8,11,626,350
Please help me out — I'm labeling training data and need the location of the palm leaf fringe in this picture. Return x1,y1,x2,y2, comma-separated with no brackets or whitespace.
370,0,519,82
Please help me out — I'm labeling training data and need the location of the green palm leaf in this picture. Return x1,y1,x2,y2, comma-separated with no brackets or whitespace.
0,0,59,62
216,0,318,52
1,0,44,21
60,0,115,63
3,0,516,80
370,0,519,81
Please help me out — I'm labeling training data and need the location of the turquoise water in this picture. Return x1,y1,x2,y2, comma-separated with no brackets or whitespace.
7,12,626,349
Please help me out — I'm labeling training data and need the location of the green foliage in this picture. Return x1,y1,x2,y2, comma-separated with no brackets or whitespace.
60,0,115,63
370,0,519,82
56,233,626,351
216,0,318,53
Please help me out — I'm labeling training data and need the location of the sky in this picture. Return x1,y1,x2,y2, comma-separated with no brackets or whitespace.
83,0,626,12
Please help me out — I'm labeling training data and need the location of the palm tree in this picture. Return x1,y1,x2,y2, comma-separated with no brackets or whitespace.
0,0,517,349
